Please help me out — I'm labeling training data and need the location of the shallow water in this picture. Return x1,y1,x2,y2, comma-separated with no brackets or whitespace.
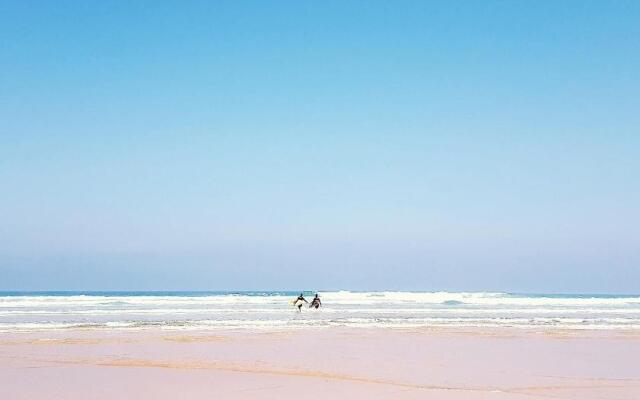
1,291,639,332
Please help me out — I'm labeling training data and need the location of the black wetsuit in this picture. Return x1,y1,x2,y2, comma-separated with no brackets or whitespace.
310,297,321,309
294,295,307,310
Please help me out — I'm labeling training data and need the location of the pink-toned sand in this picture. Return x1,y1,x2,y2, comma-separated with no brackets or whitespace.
1,327,639,399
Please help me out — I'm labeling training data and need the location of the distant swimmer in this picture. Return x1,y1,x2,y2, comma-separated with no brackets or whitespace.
309,293,321,309
293,293,308,311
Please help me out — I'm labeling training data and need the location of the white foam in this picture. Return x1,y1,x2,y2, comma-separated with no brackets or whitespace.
1,292,639,332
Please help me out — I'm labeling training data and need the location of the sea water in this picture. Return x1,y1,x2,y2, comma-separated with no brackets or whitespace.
1,291,639,332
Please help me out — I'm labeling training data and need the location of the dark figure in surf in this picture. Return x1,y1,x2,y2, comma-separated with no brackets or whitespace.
293,293,308,311
309,294,321,309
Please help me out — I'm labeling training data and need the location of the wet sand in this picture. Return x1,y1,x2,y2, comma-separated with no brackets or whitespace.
1,328,639,399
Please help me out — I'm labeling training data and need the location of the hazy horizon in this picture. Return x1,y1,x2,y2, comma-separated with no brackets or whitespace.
2,290,640,296
1,1,639,293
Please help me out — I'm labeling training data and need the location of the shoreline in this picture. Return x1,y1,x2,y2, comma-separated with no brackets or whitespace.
3,322,640,336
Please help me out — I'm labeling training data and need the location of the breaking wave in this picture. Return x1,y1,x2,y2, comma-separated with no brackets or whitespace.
1,291,639,332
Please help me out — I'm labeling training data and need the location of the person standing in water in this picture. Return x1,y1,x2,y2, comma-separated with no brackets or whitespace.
309,293,321,309
293,293,308,311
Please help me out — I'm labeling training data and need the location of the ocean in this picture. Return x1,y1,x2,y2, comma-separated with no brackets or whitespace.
1,291,639,332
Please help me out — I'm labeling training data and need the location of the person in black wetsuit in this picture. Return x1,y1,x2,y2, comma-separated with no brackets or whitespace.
309,293,321,309
293,293,308,311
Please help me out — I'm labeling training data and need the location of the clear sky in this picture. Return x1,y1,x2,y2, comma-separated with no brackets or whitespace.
1,1,638,292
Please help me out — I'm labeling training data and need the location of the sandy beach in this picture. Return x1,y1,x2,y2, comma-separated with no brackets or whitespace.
3,1,638,399
2,327,639,399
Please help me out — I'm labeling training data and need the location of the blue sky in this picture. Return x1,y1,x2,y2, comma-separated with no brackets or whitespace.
1,1,639,292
